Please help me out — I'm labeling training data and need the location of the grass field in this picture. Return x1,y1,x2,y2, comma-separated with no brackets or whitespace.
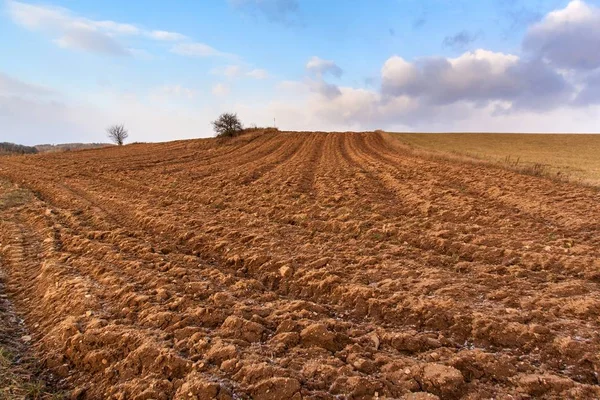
391,133,600,186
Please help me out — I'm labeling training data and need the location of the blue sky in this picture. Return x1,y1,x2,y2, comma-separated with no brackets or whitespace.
1,0,600,144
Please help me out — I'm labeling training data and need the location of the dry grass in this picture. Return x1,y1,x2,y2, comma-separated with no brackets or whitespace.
0,187,33,210
390,133,600,186
0,369,59,400
0,326,61,400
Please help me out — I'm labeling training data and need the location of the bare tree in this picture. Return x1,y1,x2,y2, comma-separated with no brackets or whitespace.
212,113,243,138
107,124,129,146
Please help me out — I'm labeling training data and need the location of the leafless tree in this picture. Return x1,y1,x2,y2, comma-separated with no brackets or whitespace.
212,113,243,138
107,124,129,146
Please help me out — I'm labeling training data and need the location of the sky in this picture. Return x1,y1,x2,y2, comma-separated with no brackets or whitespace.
1,0,600,145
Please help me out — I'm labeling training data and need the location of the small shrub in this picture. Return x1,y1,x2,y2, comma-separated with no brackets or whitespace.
213,113,243,138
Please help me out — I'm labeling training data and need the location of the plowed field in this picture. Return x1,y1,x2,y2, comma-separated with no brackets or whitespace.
0,131,599,399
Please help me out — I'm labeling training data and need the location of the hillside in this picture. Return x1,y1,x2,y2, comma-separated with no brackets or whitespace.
0,131,599,399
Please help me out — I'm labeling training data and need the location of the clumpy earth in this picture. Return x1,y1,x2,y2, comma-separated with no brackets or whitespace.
0,131,599,399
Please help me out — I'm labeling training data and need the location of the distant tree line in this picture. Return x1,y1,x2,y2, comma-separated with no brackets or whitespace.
0,142,38,155
35,143,112,153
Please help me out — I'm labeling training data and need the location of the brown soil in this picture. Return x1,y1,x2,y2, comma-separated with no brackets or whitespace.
0,184,59,399
0,131,599,399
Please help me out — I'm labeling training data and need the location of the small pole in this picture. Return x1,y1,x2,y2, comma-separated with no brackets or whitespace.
274,118,276,128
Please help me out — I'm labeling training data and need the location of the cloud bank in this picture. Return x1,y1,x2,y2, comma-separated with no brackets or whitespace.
5,0,229,57
3,0,600,145
281,1,600,131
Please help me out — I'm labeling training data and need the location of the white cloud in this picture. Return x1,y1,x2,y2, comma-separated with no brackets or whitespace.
211,65,269,80
171,43,235,58
0,72,108,145
307,78,341,99
304,56,344,99
148,30,187,41
53,28,131,56
310,86,379,124
7,1,80,31
523,0,600,70
211,65,243,78
0,72,55,97
381,50,571,111
212,83,230,97
223,65,243,77
575,70,600,105
93,20,140,35
246,69,269,79
154,85,197,100
276,80,306,92
6,0,188,56
283,1,600,128
381,50,521,100
381,56,419,90
0,95,98,145
448,49,519,74
306,56,343,78
258,78,600,133
295,50,569,128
